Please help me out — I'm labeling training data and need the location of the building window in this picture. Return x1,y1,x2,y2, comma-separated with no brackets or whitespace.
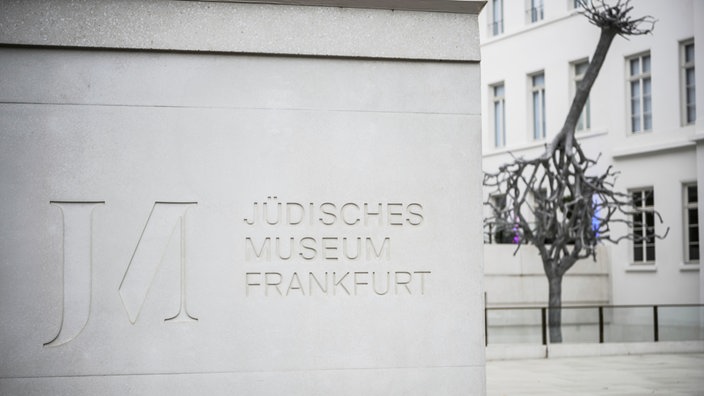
492,83,506,148
527,0,544,23
627,52,652,133
681,40,695,125
573,60,591,131
684,184,699,263
486,194,516,244
531,72,546,140
632,188,655,263
490,0,504,36
571,0,589,9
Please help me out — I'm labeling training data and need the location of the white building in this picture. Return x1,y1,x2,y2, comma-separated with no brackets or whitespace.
479,0,703,316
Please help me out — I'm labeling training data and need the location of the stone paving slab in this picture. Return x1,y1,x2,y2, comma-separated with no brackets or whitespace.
487,353,704,395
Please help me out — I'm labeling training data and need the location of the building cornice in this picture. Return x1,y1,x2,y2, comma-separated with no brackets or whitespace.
481,9,580,47
691,132,704,143
482,129,608,159
612,139,696,160
0,0,483,61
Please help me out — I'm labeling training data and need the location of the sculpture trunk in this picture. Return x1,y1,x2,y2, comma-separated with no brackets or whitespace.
548,273,564,343
543,26,616,158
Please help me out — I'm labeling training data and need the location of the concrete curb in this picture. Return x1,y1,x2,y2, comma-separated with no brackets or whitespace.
486,340,704,361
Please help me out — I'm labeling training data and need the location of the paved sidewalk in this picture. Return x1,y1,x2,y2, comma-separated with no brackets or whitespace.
487,353,704,395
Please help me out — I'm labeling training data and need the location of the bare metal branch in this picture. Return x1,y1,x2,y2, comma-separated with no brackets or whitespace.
580,0,656,38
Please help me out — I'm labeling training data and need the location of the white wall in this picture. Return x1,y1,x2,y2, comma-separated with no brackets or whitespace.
0,1,487,394
484,244,610,307
480,0,701,308
695,0,704,307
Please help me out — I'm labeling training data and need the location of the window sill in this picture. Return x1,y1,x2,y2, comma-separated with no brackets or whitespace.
680,263,700,272
626,264,657,273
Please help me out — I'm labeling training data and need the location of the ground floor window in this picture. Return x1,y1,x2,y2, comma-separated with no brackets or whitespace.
684,183,699,263
631,188,655,263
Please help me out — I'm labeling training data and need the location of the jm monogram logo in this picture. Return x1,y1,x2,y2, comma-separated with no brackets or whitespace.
44,201,198,347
